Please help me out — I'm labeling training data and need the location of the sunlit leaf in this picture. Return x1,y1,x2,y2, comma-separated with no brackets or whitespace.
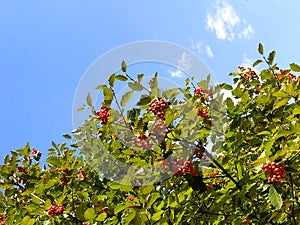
290,63,300,72
268,186,282,209
258,43,264,55
121,60,127,72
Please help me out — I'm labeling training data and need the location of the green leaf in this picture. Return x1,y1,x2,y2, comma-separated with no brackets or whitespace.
109,74,116,87
141,185,154,195
137,73,144,83
146,192,161,209
121,60,127,72
103,86,114,104
62,134,72,139
123,209,136,225
115,74,128,81
21,216,35,225
273,98,289,109
293,106,300,115
152,210,164,221
96,212,107,222
268,50,276,65
114,204,128,214
197,80,208,90
220,83,232,90
128,82,144,91
136,95,152,106
290,63,300,72
84,208,96,220
268,186,282,209
121,91,134,107
253,59,263,67
258,43,264,55
86,93,92,107
149,73,160,96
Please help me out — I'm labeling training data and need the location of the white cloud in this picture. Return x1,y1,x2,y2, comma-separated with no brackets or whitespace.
169,52,190,78
190,39,214,58
241,55,252,68
238,24,254,39
206,46,214,58
206,0,254,41
191,39,203,54
170,70,184,78
241,54,259,73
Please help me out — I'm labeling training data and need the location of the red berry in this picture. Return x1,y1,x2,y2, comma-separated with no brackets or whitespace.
96,105,111,124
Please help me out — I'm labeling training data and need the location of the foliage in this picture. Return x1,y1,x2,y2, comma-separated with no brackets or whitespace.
1,45,300,224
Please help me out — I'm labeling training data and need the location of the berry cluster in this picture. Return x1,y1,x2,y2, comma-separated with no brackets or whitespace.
132,134,152,149
0,213,6,225
238,66,259,81
204,171,219,178
194,88,213,98
82,222,90,225
60,177,68,185
148,98,168,120
79,168,87,180
195,150,205,159
17,166,26,173
196,107,209,119
172,159,198,177
277,69,297,81
96,105,111,124
262,162,286,184
150,119,166,143
47,205,65,216
31,148,42,160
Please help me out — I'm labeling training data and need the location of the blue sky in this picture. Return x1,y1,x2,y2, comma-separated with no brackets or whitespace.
1,0,300,160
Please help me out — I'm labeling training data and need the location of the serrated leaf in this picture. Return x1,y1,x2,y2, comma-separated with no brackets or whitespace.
84,208,96,220
103,86,113,103
136,95,152,106
109,74,116,87
268,186,282,209
128,82,143,91
290,63,300,72
258,43,264,55
115,74,128,81
253,59,263,67
121,91,134,107
268,50,276,65
121,60,127,72
149,73,160,96
86,93,92,107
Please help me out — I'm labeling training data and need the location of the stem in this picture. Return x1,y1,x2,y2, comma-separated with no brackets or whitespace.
125,73,149,93
180,139,242,190
110,86,132,133
262,56,281,89
288,163,297,225
30,193,45,204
